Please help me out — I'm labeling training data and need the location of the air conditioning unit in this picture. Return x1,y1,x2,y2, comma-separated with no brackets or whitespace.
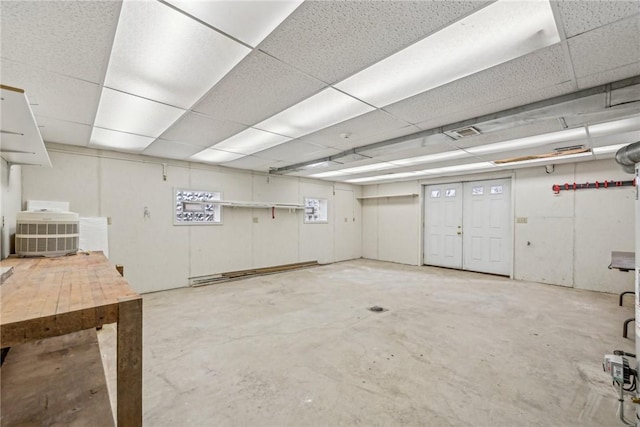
15,210,79,257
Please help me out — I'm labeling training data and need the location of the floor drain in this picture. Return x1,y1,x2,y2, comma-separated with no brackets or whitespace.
368,306,385,312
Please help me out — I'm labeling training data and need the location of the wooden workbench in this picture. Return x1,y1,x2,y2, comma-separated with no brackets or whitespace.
0,252,142,426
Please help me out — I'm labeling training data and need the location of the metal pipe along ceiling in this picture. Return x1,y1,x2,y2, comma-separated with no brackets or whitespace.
615,141,640,174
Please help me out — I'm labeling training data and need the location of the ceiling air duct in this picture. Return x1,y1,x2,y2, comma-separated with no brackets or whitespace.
615,142,640,174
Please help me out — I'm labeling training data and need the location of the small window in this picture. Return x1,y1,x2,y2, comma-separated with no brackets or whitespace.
491,185,503,194
445,189,456,197
430,190,441,198
472,186,484,196
304,197,328,223
174,188,222,225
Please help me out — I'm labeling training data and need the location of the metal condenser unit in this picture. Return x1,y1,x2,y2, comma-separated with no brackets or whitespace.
15,210,79,257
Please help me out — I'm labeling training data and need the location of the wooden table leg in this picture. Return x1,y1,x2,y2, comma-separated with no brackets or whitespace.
117,298,143,427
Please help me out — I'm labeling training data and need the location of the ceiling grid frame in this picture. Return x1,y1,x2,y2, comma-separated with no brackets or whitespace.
1,0,639,182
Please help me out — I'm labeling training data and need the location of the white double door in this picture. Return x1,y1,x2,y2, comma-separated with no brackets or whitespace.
423,178,511,276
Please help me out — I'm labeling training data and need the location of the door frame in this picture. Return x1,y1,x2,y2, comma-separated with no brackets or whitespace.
420,173,515,278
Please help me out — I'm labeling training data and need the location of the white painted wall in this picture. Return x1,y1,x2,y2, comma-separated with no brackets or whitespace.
361,159,635,293
361,181,421,265
0,159,22,259
21,145,362,293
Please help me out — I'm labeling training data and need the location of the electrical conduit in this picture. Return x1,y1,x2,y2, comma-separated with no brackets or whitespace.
615,141,640,426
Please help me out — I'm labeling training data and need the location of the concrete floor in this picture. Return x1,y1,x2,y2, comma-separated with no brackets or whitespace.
99,259,635,426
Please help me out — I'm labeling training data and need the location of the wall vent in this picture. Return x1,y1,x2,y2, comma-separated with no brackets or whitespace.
445,126,481,139
554,144,585,153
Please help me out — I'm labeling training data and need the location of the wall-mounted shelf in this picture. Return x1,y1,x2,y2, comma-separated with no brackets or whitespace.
214,200,305,210
0,85,52,167
357,193,418,200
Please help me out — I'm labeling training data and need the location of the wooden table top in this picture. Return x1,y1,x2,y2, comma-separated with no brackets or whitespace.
0,252,140,327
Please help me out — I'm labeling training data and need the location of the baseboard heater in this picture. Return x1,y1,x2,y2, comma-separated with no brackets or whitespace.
189,260,320,287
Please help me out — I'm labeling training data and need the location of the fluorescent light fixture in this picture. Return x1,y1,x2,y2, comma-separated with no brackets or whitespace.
254,88,375,138
592,143,630,155
190,148,244,163
214,128,292,155
346,171,425,184
588,117,640,137
94,88,185,137
389,150,469,166
335,0,559,107
465,127,587,156
310,162,397,178
165,0,304,47
423,162,495,175
89,127,155,152
104,0,250,108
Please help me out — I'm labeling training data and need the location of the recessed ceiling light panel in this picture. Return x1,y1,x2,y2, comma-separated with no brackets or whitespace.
93,88,185,137
165,0,304,47
190,148,245,164
335,0,560,107
104,0,250,108
254,88,375,139
214,128,292,155
310,162,397,178
89,127,155,152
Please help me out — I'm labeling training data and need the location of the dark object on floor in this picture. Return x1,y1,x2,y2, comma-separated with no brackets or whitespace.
0,347,9,366
369,306,385,312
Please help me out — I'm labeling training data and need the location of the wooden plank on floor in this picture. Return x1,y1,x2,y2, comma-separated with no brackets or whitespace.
221,261,319,278
0,329,115,427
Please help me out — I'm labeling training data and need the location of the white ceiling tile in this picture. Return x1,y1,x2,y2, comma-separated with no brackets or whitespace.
568,16,640,79
165,0,303,47
193,51,326,126
142,140,204,160
450,119,567,150
159,112,248,148
563,106,640,129
259,1,489,84
556,1,640,38
611,84,640,106
303,158,398,178
0,0,120,82
577,62,640,90
104,0,250,108
368,136,462,162
254,140,340,163
387,45,573,126
416,81,576,131
35,116,92,147
300,110,418,149
357,134,454,158
1,59,101,125
221,155,285,172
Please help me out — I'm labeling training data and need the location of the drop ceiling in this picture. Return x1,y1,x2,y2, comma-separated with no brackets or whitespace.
1,0,639,184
